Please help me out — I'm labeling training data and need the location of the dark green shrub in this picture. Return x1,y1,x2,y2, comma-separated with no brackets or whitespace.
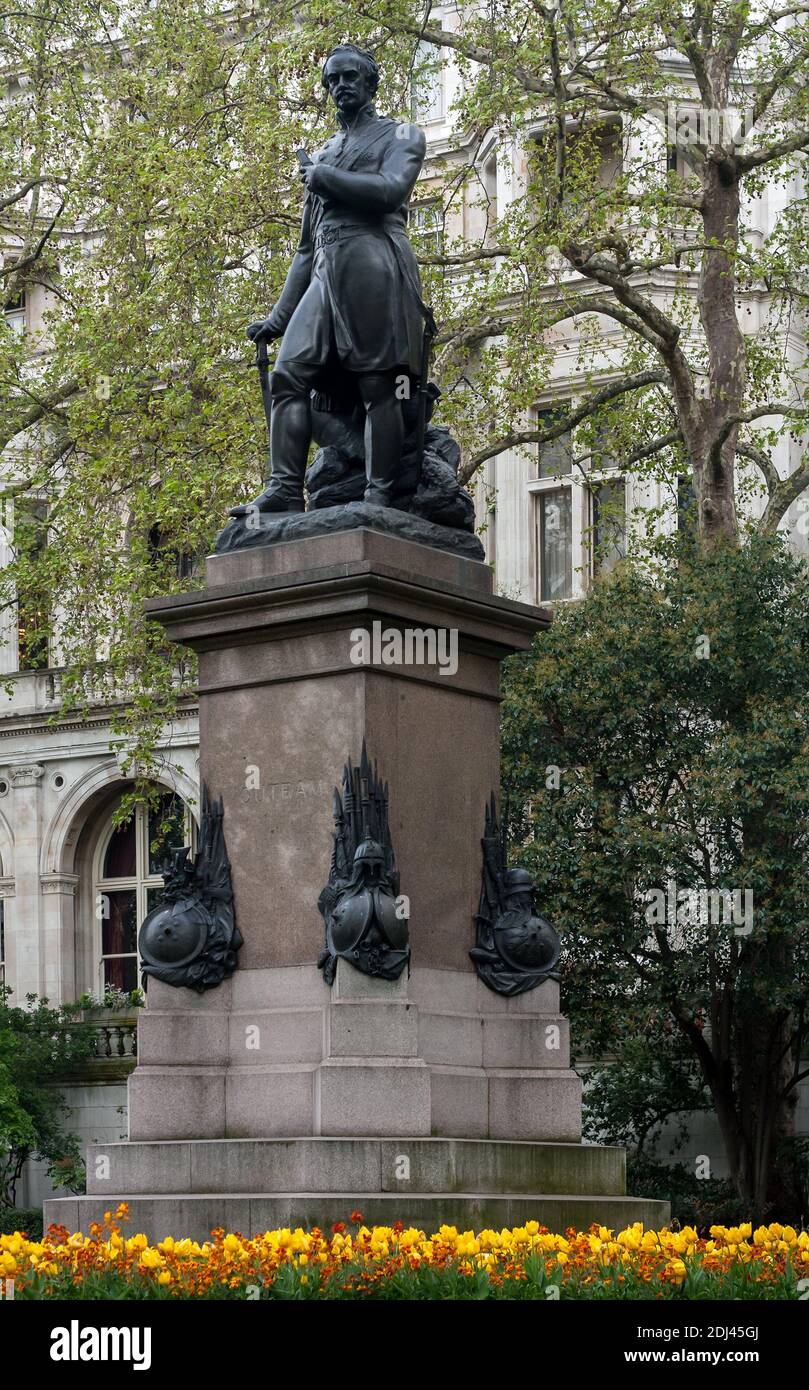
0,1206,43,1239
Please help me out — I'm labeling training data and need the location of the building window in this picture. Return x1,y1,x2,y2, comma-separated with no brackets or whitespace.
15,498,49,671
530,120,622,194
591,479,627,576
595,123,623,188
532,398,628,601
408,200,444,255
3,260,26,335
147,523,195,582
667,108,706,179
587,422,618,472
0,901,5,989
535,403,574,601
538,406,573,478
95,791,193,993
538,488,573,601
482,153,498,239
412,40,445,123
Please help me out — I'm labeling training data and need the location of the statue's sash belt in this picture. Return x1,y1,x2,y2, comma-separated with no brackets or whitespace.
313,223,379,250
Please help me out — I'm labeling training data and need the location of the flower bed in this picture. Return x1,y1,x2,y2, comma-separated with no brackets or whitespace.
1,1207,807,1299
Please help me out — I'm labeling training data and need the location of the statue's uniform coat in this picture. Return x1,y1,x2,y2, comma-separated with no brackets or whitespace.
268,105,428,381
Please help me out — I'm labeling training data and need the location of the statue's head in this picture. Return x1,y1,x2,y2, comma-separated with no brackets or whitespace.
322,43,379,117
502,867,536,910
353,836,385,882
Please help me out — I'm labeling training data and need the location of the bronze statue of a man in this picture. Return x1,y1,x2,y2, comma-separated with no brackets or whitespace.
233,44,429,515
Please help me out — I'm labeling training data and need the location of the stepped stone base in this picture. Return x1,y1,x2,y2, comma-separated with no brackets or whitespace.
44,968,669,1240
83,1136,627,1195
44,1136,669,1239
46,1192,670,1242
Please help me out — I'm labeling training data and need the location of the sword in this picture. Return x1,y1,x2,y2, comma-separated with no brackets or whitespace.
413,307,437,491
255,336,273,450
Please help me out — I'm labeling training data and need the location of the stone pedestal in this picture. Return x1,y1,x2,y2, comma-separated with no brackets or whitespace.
146,528,543,973
44,526,669,1237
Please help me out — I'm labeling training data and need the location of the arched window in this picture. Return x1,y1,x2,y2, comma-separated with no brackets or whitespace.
94,791,193,992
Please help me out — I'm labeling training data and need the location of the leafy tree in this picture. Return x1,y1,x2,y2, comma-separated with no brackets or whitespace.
0,988,95,1209
502,532,809,1218
1,1,362,780
353,0,809,546
4,3,809,772
582,1033,710,1158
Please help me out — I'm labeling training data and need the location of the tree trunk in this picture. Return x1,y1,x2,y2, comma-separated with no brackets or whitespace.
690,159,746,546
706,1012,801,1220
734,997,802,1220
690,1001,801,1221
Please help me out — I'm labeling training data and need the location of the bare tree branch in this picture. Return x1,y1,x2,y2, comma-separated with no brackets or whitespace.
416,244,510,266
361,6,656,113
458,368,669,481
748,32,809,128
563,243,681,345
433,315,514,370
759,458,809,532
359,11,554,95
2,201,65,287
0,378,80,452
715,402,809,450
0,175,67,214
738,126,809,173
621,429,683,467
736,441,781,496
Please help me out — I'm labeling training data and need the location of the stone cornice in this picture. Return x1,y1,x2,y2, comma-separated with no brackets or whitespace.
0,704,199,740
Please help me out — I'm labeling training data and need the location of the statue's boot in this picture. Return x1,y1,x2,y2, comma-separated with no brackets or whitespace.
363,486,394,507
361,372,403,509
228,479,305,518
229,381,312,517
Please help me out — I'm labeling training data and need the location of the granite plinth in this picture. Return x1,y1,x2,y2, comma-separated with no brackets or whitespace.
80,1136,627,1196
126,965,582,1143
144,529,549,973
